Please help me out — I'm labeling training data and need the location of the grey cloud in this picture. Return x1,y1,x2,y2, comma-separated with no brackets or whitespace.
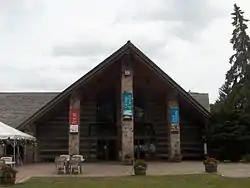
0,1,43,16
20,78,66,91
132,38,169,61
116,0,228,41
156,0,226,41
52,37,168,60
0,56,101,91
0,1,24,12
39,57,101,73
0,69,71,91
52,41,115,57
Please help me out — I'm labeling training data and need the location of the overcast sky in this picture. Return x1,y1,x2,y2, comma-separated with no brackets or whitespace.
0,0,249,103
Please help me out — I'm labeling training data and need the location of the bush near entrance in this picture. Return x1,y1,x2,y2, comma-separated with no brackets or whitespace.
0,163,17,185
133,159,147,175
203,158,218,173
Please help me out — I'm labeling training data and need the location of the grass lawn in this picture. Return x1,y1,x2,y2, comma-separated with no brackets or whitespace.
14,174,250,188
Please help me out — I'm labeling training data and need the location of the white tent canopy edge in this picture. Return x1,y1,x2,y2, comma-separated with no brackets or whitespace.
0,121,36,166
0,121,35,140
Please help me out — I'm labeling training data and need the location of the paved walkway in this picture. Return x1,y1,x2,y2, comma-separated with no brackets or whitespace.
15,162,250,183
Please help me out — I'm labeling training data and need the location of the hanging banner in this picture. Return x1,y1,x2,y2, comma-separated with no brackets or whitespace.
69,108,79,133
170,108,179,125
123,92,133,119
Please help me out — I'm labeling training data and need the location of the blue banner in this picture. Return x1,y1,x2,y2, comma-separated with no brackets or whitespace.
170,108,179,125
123,92,133,119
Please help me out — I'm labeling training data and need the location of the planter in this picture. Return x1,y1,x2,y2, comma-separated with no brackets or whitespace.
0,166,17,185
205,164,217,173
0,172,16,185
134,166,146,176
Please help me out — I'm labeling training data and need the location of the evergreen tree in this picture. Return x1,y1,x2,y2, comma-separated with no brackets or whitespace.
209,4,250,160
214,4,250,112
225,4,250,110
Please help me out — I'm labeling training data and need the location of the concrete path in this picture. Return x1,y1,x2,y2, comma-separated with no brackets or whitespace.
15,162,250,183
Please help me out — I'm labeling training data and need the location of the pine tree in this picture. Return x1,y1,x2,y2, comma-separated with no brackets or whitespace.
215,4,250,111
209,4,250,160
227,4,250,83
218,81,231,102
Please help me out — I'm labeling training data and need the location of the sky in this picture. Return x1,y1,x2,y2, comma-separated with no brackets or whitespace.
0,0,250,103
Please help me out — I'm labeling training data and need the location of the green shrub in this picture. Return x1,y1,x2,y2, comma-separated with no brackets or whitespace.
133,159,147,175
203,158,218,165
0,165,17,185
134,159,147,169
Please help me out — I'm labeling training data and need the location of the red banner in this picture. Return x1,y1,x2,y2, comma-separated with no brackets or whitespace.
69,108,79,133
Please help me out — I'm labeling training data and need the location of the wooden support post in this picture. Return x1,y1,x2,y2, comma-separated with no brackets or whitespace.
23,141,27,164
69,93,81,155
0,144,4,157
24,124,38,163
203,119,209,157
167,93,182,162
121,54,134,161
116,86,122,161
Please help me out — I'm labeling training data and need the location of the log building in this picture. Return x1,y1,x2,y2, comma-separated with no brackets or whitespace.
0,41,210,162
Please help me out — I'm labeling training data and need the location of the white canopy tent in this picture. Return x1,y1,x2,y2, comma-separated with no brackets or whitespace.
0,121,36,165
0,121,35,140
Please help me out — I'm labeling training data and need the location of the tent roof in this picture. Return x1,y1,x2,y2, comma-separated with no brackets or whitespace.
0,121,36,140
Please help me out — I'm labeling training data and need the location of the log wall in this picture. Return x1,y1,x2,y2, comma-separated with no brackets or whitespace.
180,110,204,159
137,97,204,160
36,101,69,162
146,100,169,159
80,101,97,161
35,97,204,161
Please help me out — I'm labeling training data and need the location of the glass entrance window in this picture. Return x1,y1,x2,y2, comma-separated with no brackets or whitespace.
96,101,115,122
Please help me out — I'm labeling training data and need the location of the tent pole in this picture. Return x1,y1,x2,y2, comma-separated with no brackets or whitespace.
17,144,20,166
24,140,27,164
4,143,6,156
13,140,16,167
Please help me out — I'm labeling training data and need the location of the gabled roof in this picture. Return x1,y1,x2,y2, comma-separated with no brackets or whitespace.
188,92,210,112
0,92,58,128
17,41,210,130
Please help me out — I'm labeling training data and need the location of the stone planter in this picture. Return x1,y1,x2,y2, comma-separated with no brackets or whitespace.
0,165,17,186
134,167,146,175
0,171,16,185
205,164,217,173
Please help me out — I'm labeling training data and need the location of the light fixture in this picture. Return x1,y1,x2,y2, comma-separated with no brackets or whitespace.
124,70,131,76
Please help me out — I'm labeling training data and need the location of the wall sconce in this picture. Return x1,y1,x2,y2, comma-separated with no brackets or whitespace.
124,70,131,76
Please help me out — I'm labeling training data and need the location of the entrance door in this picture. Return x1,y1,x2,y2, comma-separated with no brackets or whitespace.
97,139,117,161
134,122,156,159
134,139,147,159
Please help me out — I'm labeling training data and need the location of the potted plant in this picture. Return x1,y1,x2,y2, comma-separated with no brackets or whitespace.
134,159,147,175
124,154,133,165
0,164,17,185
203,157,218,173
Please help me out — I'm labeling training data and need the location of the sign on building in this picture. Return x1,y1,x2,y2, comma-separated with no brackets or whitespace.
123,92,133,119
69,108,79,133
170,108,179,125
